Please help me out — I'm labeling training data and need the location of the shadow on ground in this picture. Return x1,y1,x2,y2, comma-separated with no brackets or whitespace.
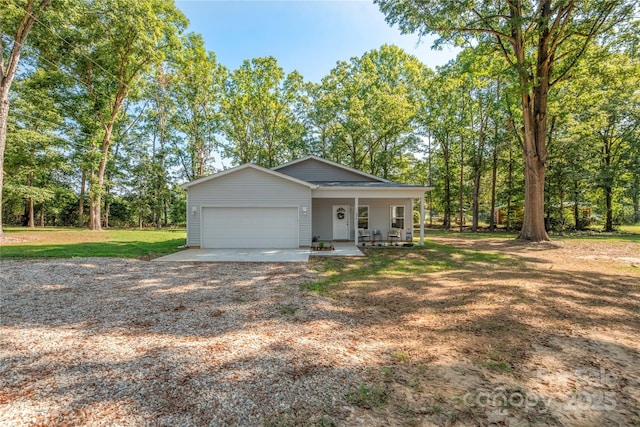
1,237,638,426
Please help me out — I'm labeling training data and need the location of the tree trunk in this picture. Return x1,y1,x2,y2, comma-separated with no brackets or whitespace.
26,171,35,228
471,119,485,233
545,176,552,232
442,136,452,229
558,178,565,236
506,140,514,233
459,135,464,233
489,142,498,232
602,137,614,232
89,118,117,231
163,199,169,227
0,88,9,236
472,165,481,232
0,0,52,239
520,152,549,240
633,175,639,224
103,195,110,229
605,186,613,232
489,79,500,233
90,193,103,231
514,1,550,242
79,169,86,227
88,69,129,231
574,181,580,230
427,133,433,228
517,80,549,241
27,198,35,228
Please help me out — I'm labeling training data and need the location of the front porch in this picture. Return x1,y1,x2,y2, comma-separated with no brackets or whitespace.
311,194,425,246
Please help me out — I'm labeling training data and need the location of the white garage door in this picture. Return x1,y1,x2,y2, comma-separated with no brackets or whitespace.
201,207,299,248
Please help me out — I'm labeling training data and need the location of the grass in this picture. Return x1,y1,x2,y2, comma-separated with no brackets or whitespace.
346,384,388,409
422,226,640,242
305,240,518,296
554,228,640,242
419,228,518,239
0,227,186,259
620,224,640,234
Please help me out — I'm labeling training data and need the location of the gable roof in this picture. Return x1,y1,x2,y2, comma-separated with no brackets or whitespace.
179,163,318,190
272,155,389,183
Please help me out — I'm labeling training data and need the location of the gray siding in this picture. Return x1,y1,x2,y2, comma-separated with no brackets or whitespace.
277,158,380,182
312,198,412,241
186,167,312,247
312,198,350,241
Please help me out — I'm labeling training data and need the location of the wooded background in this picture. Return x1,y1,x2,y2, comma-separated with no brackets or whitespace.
1,0,638,237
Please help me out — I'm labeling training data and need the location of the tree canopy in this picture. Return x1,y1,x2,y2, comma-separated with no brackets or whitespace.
1,0,638,234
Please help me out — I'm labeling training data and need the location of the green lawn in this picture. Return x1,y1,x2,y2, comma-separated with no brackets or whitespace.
0,228,186,259
307,240,519,295
419,226,640,242
418,228,518,239
620,224,640,234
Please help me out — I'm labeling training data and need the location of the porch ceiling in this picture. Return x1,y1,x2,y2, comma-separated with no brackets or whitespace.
312,186,431,199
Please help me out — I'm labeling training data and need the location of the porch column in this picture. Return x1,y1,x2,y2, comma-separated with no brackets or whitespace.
420,194,425,245
354,196,359,245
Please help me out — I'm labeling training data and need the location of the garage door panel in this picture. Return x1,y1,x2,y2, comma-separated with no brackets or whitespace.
201,207,298,248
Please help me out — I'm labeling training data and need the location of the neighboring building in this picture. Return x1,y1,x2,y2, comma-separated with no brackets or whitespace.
180,155,432,248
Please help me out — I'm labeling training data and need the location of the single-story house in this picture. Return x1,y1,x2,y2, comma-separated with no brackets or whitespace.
180,155,432,248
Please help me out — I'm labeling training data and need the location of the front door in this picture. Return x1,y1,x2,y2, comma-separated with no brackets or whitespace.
332,205,350,240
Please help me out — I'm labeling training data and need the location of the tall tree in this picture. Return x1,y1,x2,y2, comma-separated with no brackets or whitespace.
50,0,187,230
312,45,427,177
4,69,65,227
170,33,226,180
375,0,636,241
222,57,306,168
0,0,53,237
574,52,640,231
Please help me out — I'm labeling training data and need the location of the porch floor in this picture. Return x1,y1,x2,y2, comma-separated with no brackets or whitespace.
309,242,364,257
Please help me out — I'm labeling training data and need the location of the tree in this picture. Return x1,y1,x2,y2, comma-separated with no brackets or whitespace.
222,57,306,168
170,33,226,180
376,0,636,241
4,69,66,227
573,52,640,231
311,45,427,178
0,0,53,237
49,0,187,230
421,69,463,229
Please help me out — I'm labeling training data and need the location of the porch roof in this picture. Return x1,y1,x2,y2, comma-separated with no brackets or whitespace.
310,181,426,188
311,182,432,199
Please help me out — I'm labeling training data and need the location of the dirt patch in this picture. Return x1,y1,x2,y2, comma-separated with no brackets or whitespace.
1,236,639,426
0,230,106,245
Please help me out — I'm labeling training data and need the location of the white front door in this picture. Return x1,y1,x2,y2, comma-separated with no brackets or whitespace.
332,205,349,240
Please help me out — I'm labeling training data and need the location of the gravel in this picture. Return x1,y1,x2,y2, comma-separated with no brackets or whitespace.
0,258,371,426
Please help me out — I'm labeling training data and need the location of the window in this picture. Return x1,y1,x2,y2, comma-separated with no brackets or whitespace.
358,206,369,229
390,205,405,229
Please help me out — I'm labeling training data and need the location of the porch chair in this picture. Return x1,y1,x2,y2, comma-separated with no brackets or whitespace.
358,228,371,241
388,228,401,242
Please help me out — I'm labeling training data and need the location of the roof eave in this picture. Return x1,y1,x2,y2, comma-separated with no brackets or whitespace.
179,163,318,190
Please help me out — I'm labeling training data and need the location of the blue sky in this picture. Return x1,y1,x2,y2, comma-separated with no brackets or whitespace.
175,0,459,82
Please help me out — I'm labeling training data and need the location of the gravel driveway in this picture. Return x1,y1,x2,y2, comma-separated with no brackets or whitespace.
0,258,371,426
3,240,639,426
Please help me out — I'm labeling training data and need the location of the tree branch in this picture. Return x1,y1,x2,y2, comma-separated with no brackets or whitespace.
453,27,514,42
495,35,516,66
